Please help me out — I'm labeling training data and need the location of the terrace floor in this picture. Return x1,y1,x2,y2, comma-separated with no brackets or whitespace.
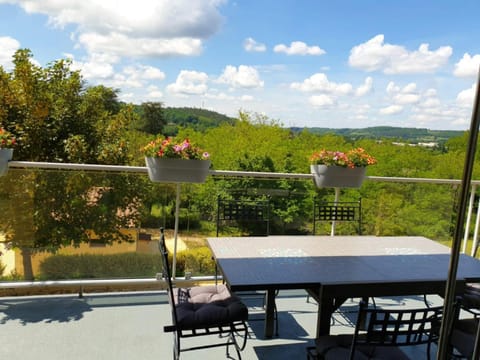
0,290,444,360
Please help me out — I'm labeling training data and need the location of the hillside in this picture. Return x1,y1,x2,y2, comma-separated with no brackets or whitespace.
165,107,465,143
291,126,464,143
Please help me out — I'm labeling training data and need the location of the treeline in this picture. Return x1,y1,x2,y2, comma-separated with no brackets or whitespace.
292,126,463,144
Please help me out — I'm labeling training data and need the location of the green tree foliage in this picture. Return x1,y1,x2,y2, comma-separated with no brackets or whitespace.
0,50,145,279
138,101,165,135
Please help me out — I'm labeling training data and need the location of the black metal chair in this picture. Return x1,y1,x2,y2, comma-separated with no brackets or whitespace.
160,227,249,359
307,300,444,360
309,197,366,305
215,195,279,336
216,196,270,237
448,284,480,359
313,197,362,235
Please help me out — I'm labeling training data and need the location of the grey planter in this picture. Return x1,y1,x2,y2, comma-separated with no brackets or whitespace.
145,158,211,183
0,148,13,176
310,164,366,188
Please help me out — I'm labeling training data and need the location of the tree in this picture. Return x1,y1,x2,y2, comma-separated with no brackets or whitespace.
0,49,144,279
139,101,165,135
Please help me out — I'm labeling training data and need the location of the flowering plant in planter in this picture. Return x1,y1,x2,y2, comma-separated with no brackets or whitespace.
141,136,211,183
141,136,209,160
0,127,16,148
310,147,376,168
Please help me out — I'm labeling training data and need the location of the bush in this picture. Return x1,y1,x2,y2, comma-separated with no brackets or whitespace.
39,253,162,280
38,248,215,279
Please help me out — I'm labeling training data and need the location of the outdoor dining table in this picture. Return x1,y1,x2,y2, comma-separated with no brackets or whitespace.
207,235,480,339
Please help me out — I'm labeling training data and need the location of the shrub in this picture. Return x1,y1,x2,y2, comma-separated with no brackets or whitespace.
39,253,162,280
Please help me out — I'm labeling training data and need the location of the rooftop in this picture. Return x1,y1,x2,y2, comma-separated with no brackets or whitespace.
0,290,443,359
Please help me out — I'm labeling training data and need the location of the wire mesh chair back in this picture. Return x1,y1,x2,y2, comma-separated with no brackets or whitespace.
313,198,362,235
216,196,270,236
351,300,444,360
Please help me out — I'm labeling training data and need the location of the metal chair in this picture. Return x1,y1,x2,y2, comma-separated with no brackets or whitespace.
216,196,270,237
448,284,480,359
307,300,444,360
215,195,279,336
313,197,362,235
309,197,366,305
160,227,249,359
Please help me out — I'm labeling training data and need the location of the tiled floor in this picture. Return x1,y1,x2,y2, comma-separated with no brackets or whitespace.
0,290,444,359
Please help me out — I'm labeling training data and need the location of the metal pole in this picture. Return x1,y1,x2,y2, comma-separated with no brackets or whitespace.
471,185,480,256
463,185,476,254
331,187,340,236
172,183,181,280
437,67,480,359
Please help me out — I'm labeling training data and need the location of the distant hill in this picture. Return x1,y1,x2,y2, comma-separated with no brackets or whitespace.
163,107,236,133
163,107,464,143
291,126,464,143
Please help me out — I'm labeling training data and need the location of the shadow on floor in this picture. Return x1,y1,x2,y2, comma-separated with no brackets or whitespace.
0,297,92,325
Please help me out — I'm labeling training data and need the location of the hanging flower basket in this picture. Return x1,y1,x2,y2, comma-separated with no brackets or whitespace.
145,157,211,183
141,136,211,183
309,148,376,188
311,164,366,188
0,148,13,177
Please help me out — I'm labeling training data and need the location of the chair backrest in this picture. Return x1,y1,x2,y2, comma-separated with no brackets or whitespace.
158,227,179,330
216,196,270,236
313,198,362,235
350,300,443,359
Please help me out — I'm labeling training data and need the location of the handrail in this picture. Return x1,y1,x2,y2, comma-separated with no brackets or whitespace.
6,160,474,184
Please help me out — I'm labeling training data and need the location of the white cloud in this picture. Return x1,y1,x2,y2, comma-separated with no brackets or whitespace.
205,92,234,100
454,53,480,78
0,36,20,69
241,95,254,101
244,37,266,52
386,81,420,105
167,70,208,95
290,73,353,95
379,105,403,115
457,84,477,107
218,65,264,88
78,32,203,57
274,41,325,56
147,85,163,99
10,0,224,58
309,94,335,107
355,77,373,96
349,34,452,74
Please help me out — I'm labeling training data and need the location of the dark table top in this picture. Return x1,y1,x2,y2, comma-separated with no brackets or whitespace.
207,236,480,294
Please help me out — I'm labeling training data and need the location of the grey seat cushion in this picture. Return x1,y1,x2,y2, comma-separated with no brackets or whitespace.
315,334,411,359
173,284,248,330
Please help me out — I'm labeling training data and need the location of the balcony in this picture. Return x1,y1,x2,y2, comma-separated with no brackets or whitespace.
0,161,478,359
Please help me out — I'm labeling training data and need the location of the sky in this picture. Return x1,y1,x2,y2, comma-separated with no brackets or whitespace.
0,0,479,131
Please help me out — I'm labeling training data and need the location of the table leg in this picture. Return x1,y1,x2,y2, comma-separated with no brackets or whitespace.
264,289,276,338
316,289,335,337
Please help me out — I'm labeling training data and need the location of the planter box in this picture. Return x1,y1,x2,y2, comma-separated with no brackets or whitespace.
145,157,211,183
310,165,366,188
0,148,13,176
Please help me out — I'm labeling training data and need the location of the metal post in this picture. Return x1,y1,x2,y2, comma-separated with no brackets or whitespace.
437,67,480,359
471,185,480,257
172,183,181,280
331,187,340,236
463,185,476,254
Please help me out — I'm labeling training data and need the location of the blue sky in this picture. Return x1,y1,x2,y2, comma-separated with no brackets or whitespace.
0,0,479,130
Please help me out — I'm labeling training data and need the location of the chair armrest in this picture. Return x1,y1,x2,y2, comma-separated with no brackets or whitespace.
164,325,176,332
